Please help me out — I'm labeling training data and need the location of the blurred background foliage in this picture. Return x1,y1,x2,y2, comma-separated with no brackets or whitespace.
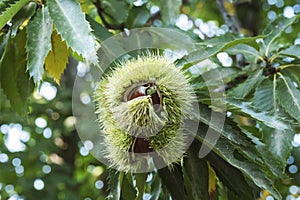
0,0,300,199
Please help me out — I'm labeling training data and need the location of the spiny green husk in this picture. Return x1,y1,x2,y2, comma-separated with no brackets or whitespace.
94,54,195,172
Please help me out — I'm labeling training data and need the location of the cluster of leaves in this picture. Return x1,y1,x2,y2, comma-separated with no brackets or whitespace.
98,6,300,200
0,0,97,116
0,0,184,116
1,0,300,200
181,14,300,199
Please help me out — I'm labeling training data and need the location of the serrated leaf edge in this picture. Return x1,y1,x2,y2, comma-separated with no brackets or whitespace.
0,0,30,30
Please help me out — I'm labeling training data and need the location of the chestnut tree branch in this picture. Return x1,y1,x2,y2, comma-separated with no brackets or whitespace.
216,0,240,33
216,0,246,69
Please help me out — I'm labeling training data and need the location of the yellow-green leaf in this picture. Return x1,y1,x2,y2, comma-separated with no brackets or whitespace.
47,0,97,64
45,30,69,84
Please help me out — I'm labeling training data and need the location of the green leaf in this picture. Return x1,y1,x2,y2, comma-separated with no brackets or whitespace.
239,125,263,146
150,173,162,200
135,173,147,200
121,174,137,200
0,30,33,115
0,38,22,114
276,75,300,123
222,122,262,163
225,98,289,130
253,78,276,112
102,0,128,24
228,69,264,98
263,15,298,56
179,34,265,69
0,0,16,14
285,67,300,87
126,6,150,28
159,0,181,25
107,169,124,200
26,6,53,86
117,27,194,55
226,44,262,59
126,0,135,4
240,121,291,179
47,0,97,64
192,108,268,198
194,126,281,200
155,161,189,200
86,15,113,42
257,125,294,177
190,67,241,90
15,29,33,113
0,32,9,59
195,105,261,163
206,150,256,199
0,0,30,30
279,45,300,59
183,141,209,200
10,1,37,37
45,30,69,84
241,123,292,178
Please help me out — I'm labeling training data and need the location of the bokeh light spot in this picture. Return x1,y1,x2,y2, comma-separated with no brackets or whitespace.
289,185,299,195
267,0,276,5
292,134,300,147
84,140,94,151
267,11,277,20
217,52,233,67
143,193,151,200
43,128,52,139
12,158,21,166
176,14,193,31
0,124,9,134
5,184,14,193
39,82,57,101
0,153,9,163
95,180,104,189
150,5,159,14
15,165,24,176
266,196,274,200
289,165,298,174
35,118,47,129
20,130,30,142
294,4,300,13
80,147,89,156
64,116,76,129
33,179,45,190
287,156,294,165
275,0,284,8
5,126,26,152
42,165,52,174
80,93,91,105
283,6,295,18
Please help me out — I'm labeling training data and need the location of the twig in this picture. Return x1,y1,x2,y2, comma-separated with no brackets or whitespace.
216,0,240,33
145,11,161,26
216,0,246,69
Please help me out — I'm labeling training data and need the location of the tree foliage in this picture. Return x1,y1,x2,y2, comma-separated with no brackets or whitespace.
0,0,300,200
